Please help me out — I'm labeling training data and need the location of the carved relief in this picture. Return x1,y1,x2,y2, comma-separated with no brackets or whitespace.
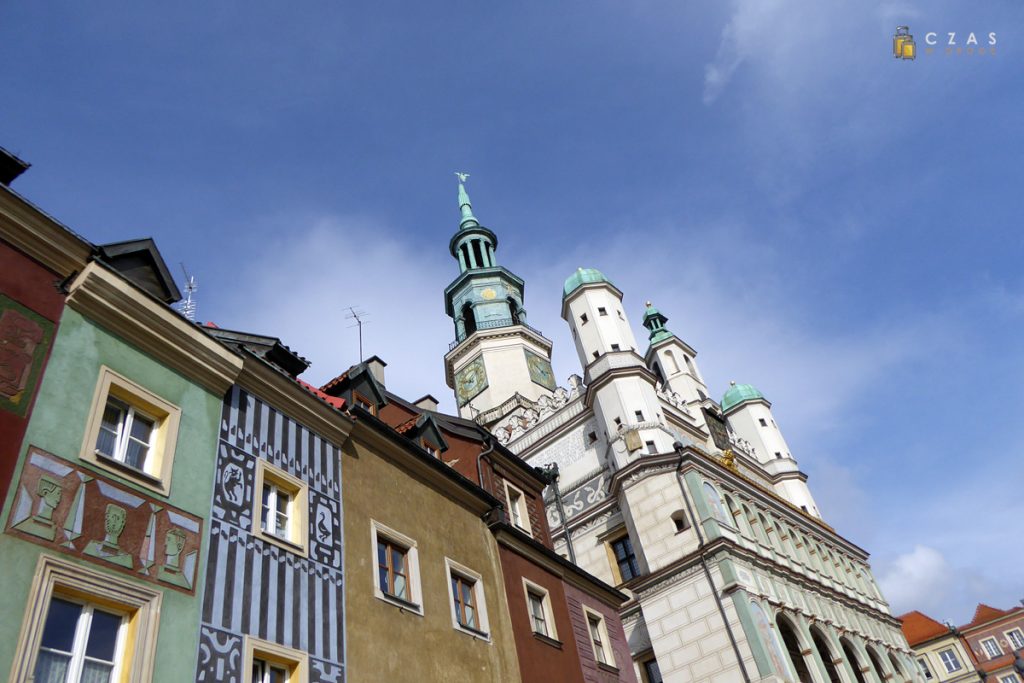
6,448,203,593
0,295,54,417
492,381,575,444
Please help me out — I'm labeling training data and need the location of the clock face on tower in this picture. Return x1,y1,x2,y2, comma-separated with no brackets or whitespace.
524,349,556,391
455,356,489,406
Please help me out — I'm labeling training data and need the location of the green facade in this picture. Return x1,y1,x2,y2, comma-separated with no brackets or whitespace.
0,307,224,681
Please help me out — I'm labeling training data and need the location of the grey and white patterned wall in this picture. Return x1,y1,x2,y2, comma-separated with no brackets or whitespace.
196,386,344,683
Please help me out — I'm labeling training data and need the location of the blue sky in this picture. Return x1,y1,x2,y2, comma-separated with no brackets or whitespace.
3,1,1021,622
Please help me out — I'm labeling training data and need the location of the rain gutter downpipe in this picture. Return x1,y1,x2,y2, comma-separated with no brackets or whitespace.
675,442,752,683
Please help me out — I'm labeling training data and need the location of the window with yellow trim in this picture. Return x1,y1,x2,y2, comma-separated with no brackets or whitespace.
80,366,181,496
10,555,162,683
244,636,308,683
254,460,308,556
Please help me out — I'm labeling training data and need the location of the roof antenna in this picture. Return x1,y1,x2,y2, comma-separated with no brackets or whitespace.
345,306,370,361
178,263,198,322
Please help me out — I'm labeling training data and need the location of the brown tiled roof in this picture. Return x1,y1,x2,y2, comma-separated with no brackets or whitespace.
899,610,950,646
394,416,418,434
962,603,1019,630
318,371,349,393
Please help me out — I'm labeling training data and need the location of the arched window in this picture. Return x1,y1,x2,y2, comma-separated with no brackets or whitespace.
809,627,843,683
840,638,868,683
664,349,679,374
759,513,782,553
866,645,891,682
888,651,909,682
702,482,728,523
750,601,792,681
507,297,521,325
776,614,814,683
724,495,750,539
462,302,477,336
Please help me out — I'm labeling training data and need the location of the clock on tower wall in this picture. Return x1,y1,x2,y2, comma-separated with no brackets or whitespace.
525,349,556,391
455,355,489,406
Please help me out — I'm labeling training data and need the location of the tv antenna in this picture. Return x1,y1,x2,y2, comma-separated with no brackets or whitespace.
345,306,370,361
178,263,198,322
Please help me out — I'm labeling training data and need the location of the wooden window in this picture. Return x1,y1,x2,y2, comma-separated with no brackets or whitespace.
377,538,410,602
353,391,375,415
244,636,307,683
981,637,1002,659
504,481,532,536
523,579,557,641
10,555,162,683
445,559,489,639
451,574,478,630
371,521,421,612
254,460,308,556
80,366,181,496
608,533,640,582
585,609,614,667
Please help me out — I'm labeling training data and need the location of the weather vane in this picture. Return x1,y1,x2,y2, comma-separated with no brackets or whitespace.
455,171,470,183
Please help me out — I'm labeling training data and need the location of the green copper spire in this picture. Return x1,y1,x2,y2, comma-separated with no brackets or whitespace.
642,301,674,343
455,172,479,230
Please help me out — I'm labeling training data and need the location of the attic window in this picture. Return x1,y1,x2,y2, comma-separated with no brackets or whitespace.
610,344,620,352
580,313,589,325
421,438,441,459
598,307,608,316
354,391,375,415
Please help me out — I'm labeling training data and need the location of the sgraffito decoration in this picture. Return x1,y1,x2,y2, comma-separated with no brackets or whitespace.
197,385,345,683
0,295,55,417
5,447,203,593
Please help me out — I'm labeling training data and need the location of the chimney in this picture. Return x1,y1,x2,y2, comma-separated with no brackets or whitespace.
364,355,387,387
414,395,439,412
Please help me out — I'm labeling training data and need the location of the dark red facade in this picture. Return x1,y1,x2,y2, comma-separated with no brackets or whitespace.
0,238,66,502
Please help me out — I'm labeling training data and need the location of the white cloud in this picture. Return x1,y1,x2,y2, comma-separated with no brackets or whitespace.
878,545,954,616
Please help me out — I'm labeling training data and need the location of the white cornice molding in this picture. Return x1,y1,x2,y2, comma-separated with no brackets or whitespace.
0,187,92,277
236,357,353,447
66,262,243,395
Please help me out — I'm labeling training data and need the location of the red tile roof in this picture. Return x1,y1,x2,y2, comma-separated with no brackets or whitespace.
962,603,1019,630
296,379,346,410
318,371,349,393
899,611,951,646
394,416,418,434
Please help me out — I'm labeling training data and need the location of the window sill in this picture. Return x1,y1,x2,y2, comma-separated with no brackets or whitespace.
532,632,562,649
254,530,308,558
88,451,169,495
454,623,491,641
597,662,620,674
375,591,423,616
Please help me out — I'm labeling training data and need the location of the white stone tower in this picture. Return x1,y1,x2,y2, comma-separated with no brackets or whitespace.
562,268,676,464
721,381,822,518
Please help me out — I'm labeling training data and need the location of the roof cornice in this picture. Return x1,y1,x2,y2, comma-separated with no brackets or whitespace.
0,186,92,277
66,262,243,395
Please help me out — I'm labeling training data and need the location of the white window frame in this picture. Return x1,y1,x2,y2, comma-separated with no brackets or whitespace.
998,675,1019,683
253,460,308,557
1005,628,1024,651
80,366,181,496
243,635,308,683
32,596,128,683
981,636,1003,659
938,648,962,672
583,606,615,669
370,520,422,615
444,558,490,641
10,554,162,683
522,578,558,641
504,481,532,536
917,655,933,680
